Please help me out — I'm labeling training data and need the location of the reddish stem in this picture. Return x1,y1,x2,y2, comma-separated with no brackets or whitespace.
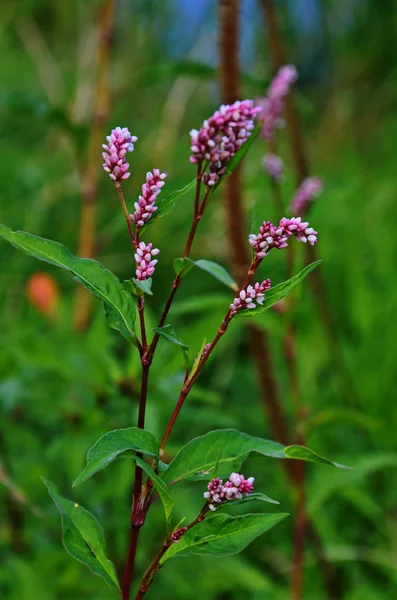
134,506,209,599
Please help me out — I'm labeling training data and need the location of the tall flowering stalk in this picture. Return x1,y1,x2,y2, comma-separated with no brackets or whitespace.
0,90,348,600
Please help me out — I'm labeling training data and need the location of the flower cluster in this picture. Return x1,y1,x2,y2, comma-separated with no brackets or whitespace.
134,242,160,281
249,216,318,260
190,100,261,186
204,473,255,511
130,169,167,229
230,280,271,315
263,152,284,182
257,65,298,141
290,177,323,216
102,127,137,181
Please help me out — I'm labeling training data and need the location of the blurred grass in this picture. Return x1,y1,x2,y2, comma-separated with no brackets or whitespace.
1,0,397,598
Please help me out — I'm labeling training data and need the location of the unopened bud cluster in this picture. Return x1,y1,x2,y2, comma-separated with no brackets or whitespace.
249,216,318,260
204,473,255,511
102,127,137,181
230,280,271,315
134,242,160,281
130,169,167,229
170,526,188,544
190,100,261,186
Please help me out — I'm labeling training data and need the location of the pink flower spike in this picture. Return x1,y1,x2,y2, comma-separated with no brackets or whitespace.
268,65,298,99
130,169,167,230
190,100,261,186
263,153,284,182
134,242,160,281
102,127,137,182
290,177,323,216
257,65,298,142
230,280,271,315
249,216,318,261
204,473,255,509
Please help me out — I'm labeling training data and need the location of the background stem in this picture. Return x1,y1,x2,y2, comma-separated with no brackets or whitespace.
260,1,342,597
73,0,115,331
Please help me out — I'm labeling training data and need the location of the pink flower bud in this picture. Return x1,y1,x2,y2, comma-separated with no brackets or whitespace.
134,241,160,281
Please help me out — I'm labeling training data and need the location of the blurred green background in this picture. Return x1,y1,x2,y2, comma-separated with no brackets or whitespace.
1,0,396,598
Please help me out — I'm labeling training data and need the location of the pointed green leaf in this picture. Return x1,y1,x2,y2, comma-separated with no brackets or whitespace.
173,257,194,277
218,492,279,509
173,257,237,290
123,278,153,296
42,478,120,594
283,446,351,469
162,429,349,485
0,224,137,344
134,457,174,530
141,179,196,231
152,324,188,350
73,428,159,487
152,324,189,368
162,429,285,484
161,512,287,562
191,259,237,290
234,261,321,318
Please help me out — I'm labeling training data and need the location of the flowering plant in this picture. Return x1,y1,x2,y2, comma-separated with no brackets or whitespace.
0,68,346,599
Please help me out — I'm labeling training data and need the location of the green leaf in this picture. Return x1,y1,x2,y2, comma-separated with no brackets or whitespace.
283,446,351,469
162,429,349,485
123,278,153,296
152,324,188,350
189,337,208,379
234,261,321,318
162,429,285,484
173,257,194,278
191,259,237,290
73,428,159,487
134,457,174,530
141,179,196,231
171,294,230,316
0,224,137,345
161,512,287,562
152,324,189,368
173,257,237,290
42,479,120,594
214,123,262,189
218,492,280,508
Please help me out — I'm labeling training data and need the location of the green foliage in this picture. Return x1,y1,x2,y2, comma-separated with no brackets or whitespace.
134,456,175,528
152,324,189,367
42,479,120,594
234,261,322,318
141,179,197,232
0,2,394,598
161,513,288,562
73,428,159,487
0,224,138,345
162,429,347,485
174,257,237,289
